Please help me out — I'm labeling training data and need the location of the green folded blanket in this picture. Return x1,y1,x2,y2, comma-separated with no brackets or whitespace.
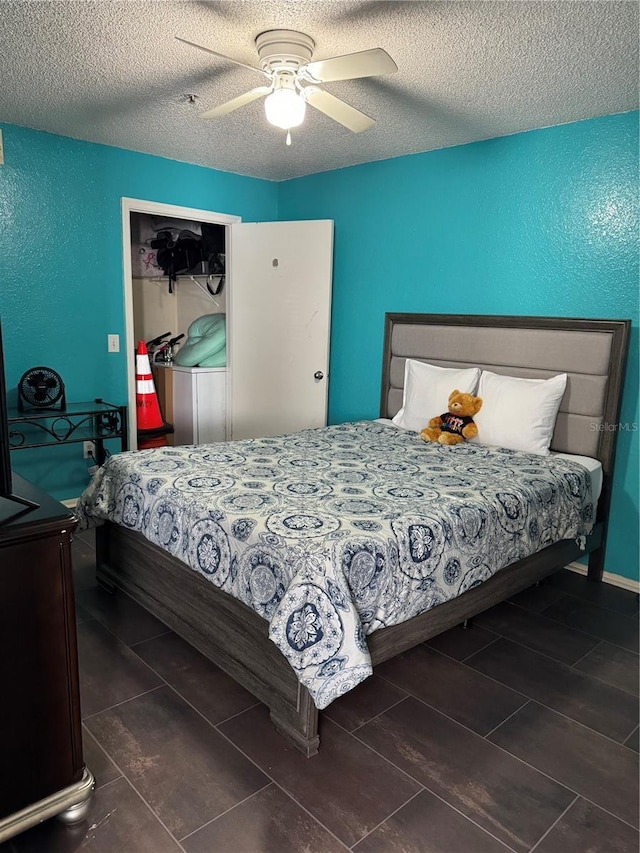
173,313,226,368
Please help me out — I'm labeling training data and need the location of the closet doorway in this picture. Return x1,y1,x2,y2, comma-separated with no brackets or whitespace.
121,199,333,449
122,198,239,450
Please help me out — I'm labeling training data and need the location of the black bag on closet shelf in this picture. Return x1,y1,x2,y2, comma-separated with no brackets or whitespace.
152,230,204,292
200,222,226,294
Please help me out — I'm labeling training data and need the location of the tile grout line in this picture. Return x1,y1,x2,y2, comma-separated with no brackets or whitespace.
271,781,351,851
86,680,274,850
210,700,263,728
81,724,124,784
349,695,408,734
569,638,604,670
348,788,427,851
85,773,124,795
406,642,535,717
76,585,174,649
483,698,531,739
424,616,637,704
570,653,640,700
459,635,502,662
81,625,282,850
493,669,640,750
122,616,434,841
102,604,638,830
433,624,589,672
416,634,499,665
118,772,189,852
177,781,274,844
359,689,640,834
511,582,640,622
528,794,579,853
463,624,638,696
127,627,174,648
83,645,639,845
468,617,605,669
344,725,522,853
209,724,355,850
121,652,351,850
82,684,165,722
488,678,639,749
449,641,640,735
120,630,265,729
78,615,175,684
624,724,639,747
73,548,639,845
574,674,640,702
537,594,640,654
455,627,640,728
75,723,189,853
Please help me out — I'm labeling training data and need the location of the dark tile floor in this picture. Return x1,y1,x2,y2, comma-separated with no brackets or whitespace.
3,531,638,853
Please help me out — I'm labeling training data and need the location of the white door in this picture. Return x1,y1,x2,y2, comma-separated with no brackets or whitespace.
228,220,333,440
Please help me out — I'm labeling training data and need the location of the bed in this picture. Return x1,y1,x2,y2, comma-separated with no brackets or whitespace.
87,314,629,756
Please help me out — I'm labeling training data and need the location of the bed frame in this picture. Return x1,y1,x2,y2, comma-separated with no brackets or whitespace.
96,314,629,757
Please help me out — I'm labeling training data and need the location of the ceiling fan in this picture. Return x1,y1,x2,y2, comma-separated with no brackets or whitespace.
176,30,397,144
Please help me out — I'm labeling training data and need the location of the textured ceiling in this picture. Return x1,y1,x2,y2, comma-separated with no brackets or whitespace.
0,1,637,181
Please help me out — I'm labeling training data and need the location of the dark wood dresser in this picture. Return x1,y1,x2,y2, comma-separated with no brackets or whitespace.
0,475,94,842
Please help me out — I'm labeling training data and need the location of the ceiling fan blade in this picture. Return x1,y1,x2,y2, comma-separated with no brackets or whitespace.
175,37,270,78
302,48,397,83
305,89,374,133
200,86,272,119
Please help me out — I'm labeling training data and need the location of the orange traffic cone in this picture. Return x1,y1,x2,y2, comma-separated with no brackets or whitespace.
136,341,170,449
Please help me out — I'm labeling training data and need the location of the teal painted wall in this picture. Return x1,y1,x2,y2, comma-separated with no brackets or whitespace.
0,124,277,499
1,115,637,580
279,112,639,581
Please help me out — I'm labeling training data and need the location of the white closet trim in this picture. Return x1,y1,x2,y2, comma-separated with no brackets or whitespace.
121,198,241,450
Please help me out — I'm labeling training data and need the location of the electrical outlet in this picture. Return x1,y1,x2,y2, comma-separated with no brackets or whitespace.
107,334,120,353
83,441,95,459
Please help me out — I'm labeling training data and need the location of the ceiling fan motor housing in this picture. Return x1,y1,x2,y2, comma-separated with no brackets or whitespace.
255,30,315,74
186,28,393,133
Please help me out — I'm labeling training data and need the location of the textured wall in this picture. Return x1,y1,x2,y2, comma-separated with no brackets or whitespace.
279,111,639,580
0,124,277,498
1,114,637,580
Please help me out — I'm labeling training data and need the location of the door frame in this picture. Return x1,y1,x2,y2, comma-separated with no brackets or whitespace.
121,198,241,449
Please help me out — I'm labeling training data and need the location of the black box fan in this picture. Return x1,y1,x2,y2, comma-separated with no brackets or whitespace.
18,367,66,411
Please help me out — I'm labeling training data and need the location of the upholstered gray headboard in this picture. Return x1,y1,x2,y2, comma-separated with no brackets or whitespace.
380,314,629,475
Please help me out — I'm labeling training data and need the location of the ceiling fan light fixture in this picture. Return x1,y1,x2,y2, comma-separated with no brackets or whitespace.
180,30,397,136
264,87,306,129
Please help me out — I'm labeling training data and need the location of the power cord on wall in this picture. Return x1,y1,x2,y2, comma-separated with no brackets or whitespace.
85,442,111,477
85,445,99,476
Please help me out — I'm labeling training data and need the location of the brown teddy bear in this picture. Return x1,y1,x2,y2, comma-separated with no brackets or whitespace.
420,390,483,446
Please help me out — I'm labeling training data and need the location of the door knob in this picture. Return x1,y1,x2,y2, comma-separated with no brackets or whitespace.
314,371,324,380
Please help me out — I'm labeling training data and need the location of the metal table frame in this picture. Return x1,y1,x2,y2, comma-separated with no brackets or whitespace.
8,399,127,464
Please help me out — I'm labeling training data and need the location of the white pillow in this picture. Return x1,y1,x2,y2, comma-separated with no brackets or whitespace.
392,360,481,432
472,371,567,455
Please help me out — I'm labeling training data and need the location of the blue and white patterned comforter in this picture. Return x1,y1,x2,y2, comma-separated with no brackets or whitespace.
76,421,594,708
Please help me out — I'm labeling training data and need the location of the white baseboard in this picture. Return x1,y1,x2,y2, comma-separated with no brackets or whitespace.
565,561,640,593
